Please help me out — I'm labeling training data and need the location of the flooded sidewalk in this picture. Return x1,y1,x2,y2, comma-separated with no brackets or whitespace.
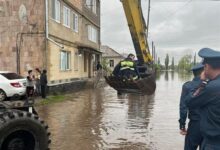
36,72,191,150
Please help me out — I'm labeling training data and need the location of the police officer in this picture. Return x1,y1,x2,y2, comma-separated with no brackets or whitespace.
186,48,220,150
40,69,48,99
179,63,204,150
113,53,140,80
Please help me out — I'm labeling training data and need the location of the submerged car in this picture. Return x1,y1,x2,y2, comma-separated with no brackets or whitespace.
0,71,26,101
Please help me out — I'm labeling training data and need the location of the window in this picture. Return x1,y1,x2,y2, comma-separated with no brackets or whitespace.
110,60,114,67
52,0,60,22
74,51,79,71
63,6,70,27
86,0,96,14
86,0,92,9
72,12,78,32
60,51,71,71
88,25,98,43
92,0,96,14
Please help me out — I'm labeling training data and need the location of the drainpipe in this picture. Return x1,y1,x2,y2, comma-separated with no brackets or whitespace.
45,0,64,55
45,0,64,84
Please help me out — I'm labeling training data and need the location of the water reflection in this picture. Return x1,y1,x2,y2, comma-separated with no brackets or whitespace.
178,71,192,81
36,72,192,150
165,71,169,81
171,71,174,80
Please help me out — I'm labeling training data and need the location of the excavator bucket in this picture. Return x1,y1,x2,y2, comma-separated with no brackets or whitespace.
105,72,156,95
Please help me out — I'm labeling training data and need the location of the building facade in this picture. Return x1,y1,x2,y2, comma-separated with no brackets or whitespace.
0,0,101,91
0,0,46,74
101,45,124,71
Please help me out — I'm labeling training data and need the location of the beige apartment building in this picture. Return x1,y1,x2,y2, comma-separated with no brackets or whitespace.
0,0,101,92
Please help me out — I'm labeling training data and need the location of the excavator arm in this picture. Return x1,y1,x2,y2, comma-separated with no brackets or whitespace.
121,0,153,65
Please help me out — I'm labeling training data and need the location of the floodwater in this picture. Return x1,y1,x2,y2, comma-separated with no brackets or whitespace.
37,71,192,150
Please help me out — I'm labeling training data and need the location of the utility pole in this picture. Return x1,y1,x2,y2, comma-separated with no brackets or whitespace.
146,0,151,38
154,45,156,63
194,52,197,65
152,41,154,63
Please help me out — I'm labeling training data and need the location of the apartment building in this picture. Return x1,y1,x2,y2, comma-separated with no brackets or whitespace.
0,0,101,91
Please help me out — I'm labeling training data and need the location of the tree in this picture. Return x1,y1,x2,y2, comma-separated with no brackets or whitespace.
158,57,160,65
178,54,192,72
154,57,162,71
171,57,175,71
165,53,169,70
101,58,111,74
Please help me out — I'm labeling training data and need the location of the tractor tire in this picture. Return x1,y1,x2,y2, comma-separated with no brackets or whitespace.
0,109,51,150
0,90,6,101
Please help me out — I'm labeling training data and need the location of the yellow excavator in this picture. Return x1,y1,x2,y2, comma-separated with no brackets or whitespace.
105,0,156,95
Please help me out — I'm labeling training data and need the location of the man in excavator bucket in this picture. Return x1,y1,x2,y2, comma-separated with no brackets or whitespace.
113,53,140,80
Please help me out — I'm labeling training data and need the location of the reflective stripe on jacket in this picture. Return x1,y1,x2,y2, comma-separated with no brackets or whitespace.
120,61,135,71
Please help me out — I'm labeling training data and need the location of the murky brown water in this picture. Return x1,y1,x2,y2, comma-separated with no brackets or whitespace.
37,72,192,150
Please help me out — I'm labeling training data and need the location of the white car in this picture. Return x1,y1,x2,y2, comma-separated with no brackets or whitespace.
0,71,27,101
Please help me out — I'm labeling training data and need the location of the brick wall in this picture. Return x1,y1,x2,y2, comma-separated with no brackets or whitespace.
0,0,45,76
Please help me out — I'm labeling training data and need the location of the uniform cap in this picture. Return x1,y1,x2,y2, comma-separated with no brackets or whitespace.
198,48,220,58
198,48,220,67
191,63,204,71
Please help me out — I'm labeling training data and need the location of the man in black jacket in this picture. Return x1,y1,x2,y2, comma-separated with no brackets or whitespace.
40,70,48,99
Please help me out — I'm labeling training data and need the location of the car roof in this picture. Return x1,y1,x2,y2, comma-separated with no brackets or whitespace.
0,71,13,73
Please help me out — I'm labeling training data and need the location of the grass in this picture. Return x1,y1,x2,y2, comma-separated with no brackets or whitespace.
36,94,67,106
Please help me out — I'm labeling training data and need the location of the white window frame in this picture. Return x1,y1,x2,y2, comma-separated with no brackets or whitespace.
92,0,97,14
72,12,78,33
86,0,97,14
63,6,70,28
86,0,92,9
88,25,98,43
52,0,60,22
60,50,71,71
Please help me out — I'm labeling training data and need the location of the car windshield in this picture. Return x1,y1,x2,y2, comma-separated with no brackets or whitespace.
1,73,24,80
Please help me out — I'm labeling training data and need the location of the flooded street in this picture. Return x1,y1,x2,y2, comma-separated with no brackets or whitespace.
37,72,192,150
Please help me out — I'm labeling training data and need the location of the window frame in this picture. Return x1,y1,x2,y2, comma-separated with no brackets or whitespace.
85,0,97,15
86,0,92,9
72,11,79,33
88,25,98,43
109,60,114,67
63,5,71,28
60,50,71,71
52,0,61,23
92,0,97,14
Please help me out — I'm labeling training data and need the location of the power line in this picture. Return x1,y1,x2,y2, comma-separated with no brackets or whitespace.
148,0,193,22
152,0,220,2
164,0,193,19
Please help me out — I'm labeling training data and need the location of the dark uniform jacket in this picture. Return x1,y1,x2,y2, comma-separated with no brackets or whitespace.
186,75,220,143
179,77,202,129
40,73,48,86
112,58,140,78
96,63,102,71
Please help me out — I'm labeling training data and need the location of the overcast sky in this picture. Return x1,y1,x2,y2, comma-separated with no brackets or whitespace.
101,0,220,64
